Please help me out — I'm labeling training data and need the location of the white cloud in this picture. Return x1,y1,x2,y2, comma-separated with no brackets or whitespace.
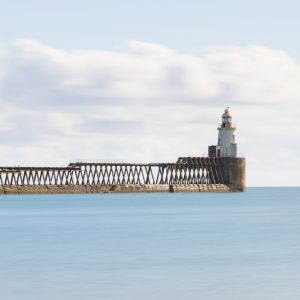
0,39,299,186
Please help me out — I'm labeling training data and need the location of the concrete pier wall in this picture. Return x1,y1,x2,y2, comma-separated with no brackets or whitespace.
0,184,230,195
221,157,246,191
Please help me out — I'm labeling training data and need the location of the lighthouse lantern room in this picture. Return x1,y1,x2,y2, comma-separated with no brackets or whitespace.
208,108,237,158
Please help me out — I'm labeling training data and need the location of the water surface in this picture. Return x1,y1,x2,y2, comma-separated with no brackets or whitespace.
0,187,299,300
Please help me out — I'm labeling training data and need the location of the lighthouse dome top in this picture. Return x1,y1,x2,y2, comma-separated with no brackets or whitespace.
222,108,231,117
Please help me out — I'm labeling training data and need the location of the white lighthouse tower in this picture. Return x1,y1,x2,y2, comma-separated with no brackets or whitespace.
208,108,237,158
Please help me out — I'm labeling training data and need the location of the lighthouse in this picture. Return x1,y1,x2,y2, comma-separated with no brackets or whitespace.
208,108,237,158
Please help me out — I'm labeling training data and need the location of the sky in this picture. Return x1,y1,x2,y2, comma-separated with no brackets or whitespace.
0,0,299,186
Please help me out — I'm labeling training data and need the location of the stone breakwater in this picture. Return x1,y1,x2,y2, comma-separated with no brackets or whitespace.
0,184,231,195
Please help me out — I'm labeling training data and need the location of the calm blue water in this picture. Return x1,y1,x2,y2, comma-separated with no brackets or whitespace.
0,187,300,300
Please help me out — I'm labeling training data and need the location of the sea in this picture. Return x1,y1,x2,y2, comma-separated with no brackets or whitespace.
0,187,299,300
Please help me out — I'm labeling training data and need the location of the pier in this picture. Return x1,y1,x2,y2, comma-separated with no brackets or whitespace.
0,109,246,194
0,157,245,194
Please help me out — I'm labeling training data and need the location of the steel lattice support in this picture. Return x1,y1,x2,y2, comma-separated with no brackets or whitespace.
0,158,227,186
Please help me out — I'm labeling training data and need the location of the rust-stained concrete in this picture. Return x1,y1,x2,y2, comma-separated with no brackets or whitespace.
0,184,231,195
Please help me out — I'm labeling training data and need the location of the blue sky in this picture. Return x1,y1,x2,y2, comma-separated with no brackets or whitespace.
1,0,300,57
0,0,299,186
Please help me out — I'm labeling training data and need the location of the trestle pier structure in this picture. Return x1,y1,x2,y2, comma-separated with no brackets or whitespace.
0,157,245,194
